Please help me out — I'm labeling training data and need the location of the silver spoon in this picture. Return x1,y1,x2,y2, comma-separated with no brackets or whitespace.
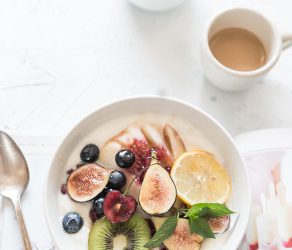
0,131,32,250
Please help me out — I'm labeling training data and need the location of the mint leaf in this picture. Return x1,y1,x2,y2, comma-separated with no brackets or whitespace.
185,203,234,219
185,204,211,218
189,217,215,239
144,216,178,248
202,203,234,217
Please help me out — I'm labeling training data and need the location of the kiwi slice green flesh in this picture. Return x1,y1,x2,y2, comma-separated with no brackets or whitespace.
88,214,151,250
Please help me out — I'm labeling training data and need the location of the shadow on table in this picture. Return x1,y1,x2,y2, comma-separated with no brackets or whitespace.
127,0,203,88
200,75,292,134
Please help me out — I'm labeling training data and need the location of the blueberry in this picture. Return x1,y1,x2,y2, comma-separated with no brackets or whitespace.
93,197,105,216
107,170,126,189
62,212,83,234
95,187,115,199
103,187,115,196
80,144,99,163
115,150,135,168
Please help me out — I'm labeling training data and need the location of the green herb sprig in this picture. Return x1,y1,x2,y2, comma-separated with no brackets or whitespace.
144,203,234,248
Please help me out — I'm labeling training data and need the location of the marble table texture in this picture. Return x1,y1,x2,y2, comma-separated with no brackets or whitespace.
0,0,292,249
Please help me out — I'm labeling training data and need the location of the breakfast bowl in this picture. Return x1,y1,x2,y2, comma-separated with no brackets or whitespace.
44,96,251,250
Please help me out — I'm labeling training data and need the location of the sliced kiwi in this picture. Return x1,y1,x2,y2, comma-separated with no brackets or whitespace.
88,214,150,250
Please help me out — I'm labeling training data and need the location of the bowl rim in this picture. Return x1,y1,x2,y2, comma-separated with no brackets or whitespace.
44,95,251,250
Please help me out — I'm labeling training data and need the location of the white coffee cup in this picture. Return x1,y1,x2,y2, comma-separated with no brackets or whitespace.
128,0,185,12
200,8,292,92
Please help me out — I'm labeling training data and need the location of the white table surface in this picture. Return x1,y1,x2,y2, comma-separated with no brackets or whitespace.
1,0,292,249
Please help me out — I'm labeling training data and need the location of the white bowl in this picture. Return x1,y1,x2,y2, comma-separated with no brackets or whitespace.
44,96,251,250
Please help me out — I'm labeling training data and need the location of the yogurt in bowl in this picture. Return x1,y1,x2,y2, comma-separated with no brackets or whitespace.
44,96,251,250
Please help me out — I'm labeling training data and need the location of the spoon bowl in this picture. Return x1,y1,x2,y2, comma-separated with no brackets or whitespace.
0,131,32,250
0,132,29,196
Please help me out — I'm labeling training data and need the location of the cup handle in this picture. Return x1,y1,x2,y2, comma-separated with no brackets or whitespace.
282,34,292,50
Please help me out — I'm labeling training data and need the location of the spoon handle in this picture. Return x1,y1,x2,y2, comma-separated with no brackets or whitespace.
12,197,32,250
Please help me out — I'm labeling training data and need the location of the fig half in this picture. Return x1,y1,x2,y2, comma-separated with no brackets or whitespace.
208,215,230,234
139,150,176,215
152,217,204,250
67,164,110,202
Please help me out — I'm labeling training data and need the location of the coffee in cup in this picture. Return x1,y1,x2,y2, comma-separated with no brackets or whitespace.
209,27,267,71
200,8,292,91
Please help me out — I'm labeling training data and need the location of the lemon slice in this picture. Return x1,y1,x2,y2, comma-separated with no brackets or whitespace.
170,151,231,205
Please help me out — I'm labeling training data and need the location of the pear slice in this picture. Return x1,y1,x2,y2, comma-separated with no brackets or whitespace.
114,124,147,146
163,124,186,160
99,141,122,170
99,124,148,169
141,123,173,166
139,150,176,215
